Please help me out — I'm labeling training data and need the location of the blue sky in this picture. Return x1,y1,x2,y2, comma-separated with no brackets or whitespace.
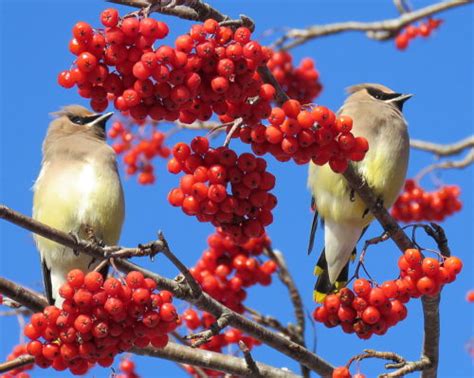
0,0,473,377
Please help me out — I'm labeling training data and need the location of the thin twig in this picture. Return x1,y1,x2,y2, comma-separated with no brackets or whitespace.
274,0,472,50
185,312,232,347
238,340,262,377
264,248,305,342
348,349,431,378
414,148,474,181
410,135,474,156
244,306,294,340
157,231,202,298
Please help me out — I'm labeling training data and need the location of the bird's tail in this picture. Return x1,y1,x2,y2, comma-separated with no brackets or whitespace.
313,248,355,303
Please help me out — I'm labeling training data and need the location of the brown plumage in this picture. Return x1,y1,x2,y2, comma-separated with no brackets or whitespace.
308,84,412,302
33,105,125,305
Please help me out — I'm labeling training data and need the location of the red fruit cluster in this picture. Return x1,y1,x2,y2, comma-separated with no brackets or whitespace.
313,249,463,339
167,138,277,244
108,119,170,184
267,51,322,104
391,179,462,222
23,270,179,375
0,344,33,378
332,367,366,378
116,357,141,378
190,231,277,313
59,10,278,126
395,18,443,50
237,100,369,170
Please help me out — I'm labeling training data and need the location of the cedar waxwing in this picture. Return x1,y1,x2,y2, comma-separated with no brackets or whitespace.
308,83,412,302
33,105,125,306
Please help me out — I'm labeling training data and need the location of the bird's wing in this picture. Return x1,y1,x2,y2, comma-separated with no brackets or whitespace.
307,196,319,255
41,259,54,305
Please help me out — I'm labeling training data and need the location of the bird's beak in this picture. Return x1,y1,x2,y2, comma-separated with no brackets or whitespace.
387,93,413,111
87,112,114,130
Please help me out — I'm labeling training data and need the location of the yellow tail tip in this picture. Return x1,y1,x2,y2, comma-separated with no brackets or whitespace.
313,290,327,303
313,266,324,276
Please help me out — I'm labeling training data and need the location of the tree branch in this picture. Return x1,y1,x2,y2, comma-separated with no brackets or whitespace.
238,340,263,377
342,164,440,377
133,343,299,378
0,204,334,376
0,355,35,374
410,135,474,156
0,277,48,313
184,311,232,347
274,0,472,50
415,148,474,181
264,248,305,343
106,0,255,30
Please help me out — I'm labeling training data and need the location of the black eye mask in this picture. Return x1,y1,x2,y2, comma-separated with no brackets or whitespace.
67,114,101,125
366,87,402,101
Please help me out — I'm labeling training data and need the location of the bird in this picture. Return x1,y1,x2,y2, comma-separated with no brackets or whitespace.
307,83,411,302
33,105,125,306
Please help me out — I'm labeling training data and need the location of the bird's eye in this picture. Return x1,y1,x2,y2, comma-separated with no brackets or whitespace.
67,114,101,125
67,115,87,125
367,87,401,101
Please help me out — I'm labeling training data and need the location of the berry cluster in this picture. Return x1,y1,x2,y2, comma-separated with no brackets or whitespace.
395,18,443,50
237,100,369,170
108,119,170,184
117,357,141,378
190,231,277,313
391,179,462,222
167,138,277,244
267,51,322,104
332,367,365,378
24,270,179,375
313,249,463,339
59,10,279,126
0,344,33,378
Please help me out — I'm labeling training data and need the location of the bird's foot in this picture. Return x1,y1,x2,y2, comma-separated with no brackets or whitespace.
84,225,105,247
68,231,81,256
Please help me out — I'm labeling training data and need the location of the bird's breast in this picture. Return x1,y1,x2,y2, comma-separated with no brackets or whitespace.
33,158,125,251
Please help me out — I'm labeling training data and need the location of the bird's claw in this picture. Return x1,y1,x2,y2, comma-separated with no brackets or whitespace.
68,231,81,256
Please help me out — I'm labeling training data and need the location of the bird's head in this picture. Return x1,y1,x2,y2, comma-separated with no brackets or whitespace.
345,83,413,112
48,105,114,140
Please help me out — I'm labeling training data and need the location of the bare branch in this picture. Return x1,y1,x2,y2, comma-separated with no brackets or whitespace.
133,343,300,378
107,0,255,30
0,205,334,375
415,148,474,181
264,248,305,342
0,355,34,374
244,306,294,340
238,340,262,377
0,277,48,313
274,0,472,50
257,65,290,106
349,349,431,377
185,311,232,347
410,135,474,156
